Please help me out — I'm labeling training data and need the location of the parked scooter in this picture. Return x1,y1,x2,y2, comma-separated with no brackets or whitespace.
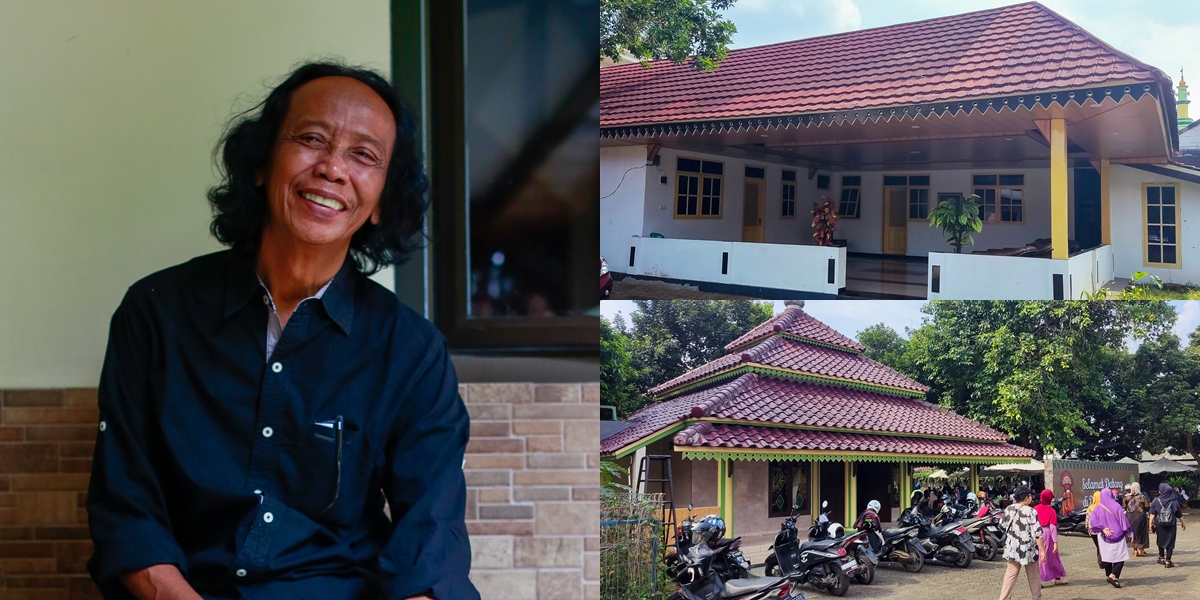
764,501,853,597
930,499,1000,562
855,507,927,573
1052,496,1091,535
665,505,752,581
809,504,878,585
899,505,975,568
669,530,808,600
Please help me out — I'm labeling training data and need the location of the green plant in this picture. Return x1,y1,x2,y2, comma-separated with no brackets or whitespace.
601,460,632,502
1121,271,1164,299
811,196,838,246
1167,474,1193,494
927,193,983,253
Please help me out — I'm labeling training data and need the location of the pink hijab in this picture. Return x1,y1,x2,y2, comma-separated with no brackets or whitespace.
1089,488,1130,543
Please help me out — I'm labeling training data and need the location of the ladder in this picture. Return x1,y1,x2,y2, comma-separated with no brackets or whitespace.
636,455,676,546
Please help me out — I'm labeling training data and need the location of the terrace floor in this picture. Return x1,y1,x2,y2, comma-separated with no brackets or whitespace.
842,254,928,300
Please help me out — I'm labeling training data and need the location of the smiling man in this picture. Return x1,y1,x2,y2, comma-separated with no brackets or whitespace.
85,63,477,600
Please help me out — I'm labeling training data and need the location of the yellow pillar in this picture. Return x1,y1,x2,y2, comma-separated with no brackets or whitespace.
811,460,820,517
970,464,979,497
847,461,857,526
722,459,735,537
1100,158,1111,245
1051,118,1069,259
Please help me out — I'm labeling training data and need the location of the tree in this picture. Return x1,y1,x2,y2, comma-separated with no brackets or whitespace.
856,323,911,373
601,316,646,419
927,194,983,253
601,0,739,72
1127,333,1200,468
903,301,1175,456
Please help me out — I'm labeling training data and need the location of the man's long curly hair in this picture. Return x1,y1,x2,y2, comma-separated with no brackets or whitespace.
207,62,428,274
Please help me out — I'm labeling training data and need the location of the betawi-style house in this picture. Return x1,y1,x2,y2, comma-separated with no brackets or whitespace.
600,2,1200,299
600,302,1034,560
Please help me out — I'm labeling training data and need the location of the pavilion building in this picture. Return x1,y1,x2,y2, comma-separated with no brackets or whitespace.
601,302,1034,555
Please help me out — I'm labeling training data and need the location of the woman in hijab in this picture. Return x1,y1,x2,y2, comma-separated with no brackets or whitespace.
1125,482,1150,557
1149,482,1188,567
1084,490,1102,568
1033,489,1067,586
1089,488,1132,588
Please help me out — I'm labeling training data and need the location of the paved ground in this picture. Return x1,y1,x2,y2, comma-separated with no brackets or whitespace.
749,524,1198,599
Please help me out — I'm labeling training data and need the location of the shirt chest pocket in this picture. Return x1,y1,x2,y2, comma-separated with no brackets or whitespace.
284,421,379,525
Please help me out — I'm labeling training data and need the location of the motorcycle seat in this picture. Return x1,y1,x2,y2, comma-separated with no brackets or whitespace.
723,577,786,597
799,538,840,552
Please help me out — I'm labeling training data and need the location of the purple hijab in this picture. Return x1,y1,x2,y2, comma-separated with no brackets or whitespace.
1089,488,1131,543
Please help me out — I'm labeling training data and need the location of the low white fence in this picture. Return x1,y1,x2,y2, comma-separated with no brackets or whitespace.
927,245,1115,300
625,236,847,297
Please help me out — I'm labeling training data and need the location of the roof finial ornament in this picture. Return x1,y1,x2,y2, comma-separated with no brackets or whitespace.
784,300,805,310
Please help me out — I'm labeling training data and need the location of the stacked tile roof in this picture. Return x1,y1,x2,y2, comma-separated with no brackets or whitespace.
602,306,1031,460
600,2,1173,128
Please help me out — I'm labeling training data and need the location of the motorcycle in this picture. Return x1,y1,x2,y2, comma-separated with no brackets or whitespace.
665,505,752,581
899,505,975,568
669,540,808,600
764,501,852,597
856,509,927,573
931,499,1001,562
1052,496,1091,536
809,504,877,585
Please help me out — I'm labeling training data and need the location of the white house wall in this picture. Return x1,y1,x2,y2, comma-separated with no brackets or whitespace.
625,145,1075,258
1110,164,1200,283
600,145,648,267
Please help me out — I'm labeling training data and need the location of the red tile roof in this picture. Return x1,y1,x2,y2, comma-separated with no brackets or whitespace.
648,334,927,397
681,424,1034,458
600,2,1171,127
726,305,864,353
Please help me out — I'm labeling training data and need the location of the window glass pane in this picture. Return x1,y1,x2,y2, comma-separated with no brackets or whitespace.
678,175,689,195
677,196,687,214
1165,245,1177,264
817,175,830,189
701,196,711,215
688,196,697,215
702,178,712,196
1148,187,1161,204
702,161,723,175
999,174,1024,186
974,175,997,186
1149,245,1162,263
1164,226,1177,244
1001,206,1011,221
843,175,861,186
1008,189,1022,205
884,176,907,186
1011,206,1022,222
1148,206,1161,224
745,166,764,179
1163,206,1176,225
711,197,719,215
678,157,701,172
711,178,721,197
1148,225,1161,241
909,175,930,186
782,170,796,182
1163,186,1176,204
688,176,698,195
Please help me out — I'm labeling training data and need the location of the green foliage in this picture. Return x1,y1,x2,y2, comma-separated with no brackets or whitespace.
927,194,983,253
902,301,1174,456
601,490,672,600
602,301,773,417
1119,332,1200,467
1167,475,1194,493
1122,271,1164,299
811,196,839,246
856,323,912,373
601,0,738,72
601,460,633,502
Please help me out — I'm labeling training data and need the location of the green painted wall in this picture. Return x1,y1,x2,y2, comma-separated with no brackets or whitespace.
0,1,391,387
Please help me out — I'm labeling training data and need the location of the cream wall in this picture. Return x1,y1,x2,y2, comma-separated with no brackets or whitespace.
1110,165,1200,283
0,1,391,387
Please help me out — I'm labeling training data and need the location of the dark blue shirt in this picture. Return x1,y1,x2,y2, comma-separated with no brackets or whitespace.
87,250,478,600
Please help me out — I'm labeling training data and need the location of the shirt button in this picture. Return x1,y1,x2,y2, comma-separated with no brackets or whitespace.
98,421,107,432
263,512,274,523
236,569,247,578
271,362,282,373
262,427,273,438
254,489,262,495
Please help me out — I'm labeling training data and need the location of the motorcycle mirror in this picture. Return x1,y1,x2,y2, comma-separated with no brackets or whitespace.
688,503,694,511
822,500,828,508
793,502,800,510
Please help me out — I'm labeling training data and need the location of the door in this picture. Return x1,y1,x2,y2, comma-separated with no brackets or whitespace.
882,187,908,255
1075,167,1101,250
856,462,893,523
742,178,765,242
818,461,846,525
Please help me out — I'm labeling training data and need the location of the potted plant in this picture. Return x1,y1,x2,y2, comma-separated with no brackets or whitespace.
928,193,983,253
811,196,838,246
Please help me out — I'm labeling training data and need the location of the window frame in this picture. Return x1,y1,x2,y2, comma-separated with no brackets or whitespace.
971,173,1026,224
903,175,931,222
1144,182,1182,268
837,175,861,219
673,157,724,219
781,170,797,219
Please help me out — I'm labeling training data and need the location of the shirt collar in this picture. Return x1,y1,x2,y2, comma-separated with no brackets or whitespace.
223,249,356,335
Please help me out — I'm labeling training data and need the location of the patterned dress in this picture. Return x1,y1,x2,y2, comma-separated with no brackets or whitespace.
1000,503,1043,565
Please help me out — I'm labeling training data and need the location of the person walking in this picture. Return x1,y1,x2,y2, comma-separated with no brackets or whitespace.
1125,482,1150,557
1089,488,1132,588
1033,490,1068,586
1084,490,1102,568
998,486,1044,600
1149,482,1187,568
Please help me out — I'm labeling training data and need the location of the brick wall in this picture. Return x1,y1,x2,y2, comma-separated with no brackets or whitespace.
463,383,600,600
0,385,601,600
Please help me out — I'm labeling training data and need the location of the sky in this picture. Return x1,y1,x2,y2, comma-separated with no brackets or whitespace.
600,300,1200,343
719,0,1200,90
